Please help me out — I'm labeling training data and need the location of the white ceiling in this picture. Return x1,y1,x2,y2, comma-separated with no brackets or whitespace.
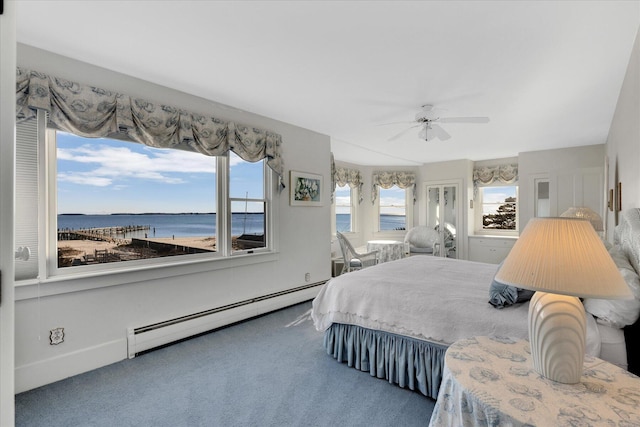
15,1,640,166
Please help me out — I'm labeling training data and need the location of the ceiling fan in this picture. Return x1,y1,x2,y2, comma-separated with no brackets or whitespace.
387,104,489,142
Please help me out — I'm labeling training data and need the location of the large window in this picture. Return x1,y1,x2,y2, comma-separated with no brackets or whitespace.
477,186,518,232
55,131,218,268
334,184,353,232
378,185,407,231
15,117,272,279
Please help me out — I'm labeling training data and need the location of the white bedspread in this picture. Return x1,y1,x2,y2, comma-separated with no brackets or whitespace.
312,256,600,352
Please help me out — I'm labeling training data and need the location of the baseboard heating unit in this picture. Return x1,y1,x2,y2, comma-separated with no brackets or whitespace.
126,281,324,358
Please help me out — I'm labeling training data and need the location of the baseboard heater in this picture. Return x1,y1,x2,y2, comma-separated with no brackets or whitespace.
126,281,324,358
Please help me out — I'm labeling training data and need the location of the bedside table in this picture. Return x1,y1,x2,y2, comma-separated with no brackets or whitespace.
429,336,640,426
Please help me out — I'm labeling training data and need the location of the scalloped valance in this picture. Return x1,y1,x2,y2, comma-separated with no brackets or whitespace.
473,164,518,198
331,157,364,204
15,68,283,177
371,171,416,204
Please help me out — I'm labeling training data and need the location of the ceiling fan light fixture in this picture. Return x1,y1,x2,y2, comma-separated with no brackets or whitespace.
418,126,428,141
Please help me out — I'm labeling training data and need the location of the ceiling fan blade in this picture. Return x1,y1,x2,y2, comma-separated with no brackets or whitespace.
387,124,421,141
439,117,490,124
430,124,451,141
377,120,416,126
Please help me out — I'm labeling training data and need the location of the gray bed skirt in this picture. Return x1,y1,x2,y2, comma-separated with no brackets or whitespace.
324,323,447,399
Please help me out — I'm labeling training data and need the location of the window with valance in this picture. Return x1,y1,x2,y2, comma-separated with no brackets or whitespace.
473,164,519,232
14,68,282,278
331,160,364,204
472,164,518,197
371,171,417,204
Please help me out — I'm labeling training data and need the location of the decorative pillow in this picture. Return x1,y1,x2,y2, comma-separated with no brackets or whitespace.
488,263,535,308
583,245,640,328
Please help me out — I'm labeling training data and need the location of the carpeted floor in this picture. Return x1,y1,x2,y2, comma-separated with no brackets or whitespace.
15,301,435,426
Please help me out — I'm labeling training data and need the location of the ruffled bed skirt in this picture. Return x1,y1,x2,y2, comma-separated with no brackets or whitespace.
323,323,447,399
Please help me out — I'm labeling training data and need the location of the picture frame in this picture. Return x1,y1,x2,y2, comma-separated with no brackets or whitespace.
290,171,323,206
616,182,622,212
608,188,614,211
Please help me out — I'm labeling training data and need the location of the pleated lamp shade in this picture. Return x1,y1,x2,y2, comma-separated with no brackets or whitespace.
495,217,630,299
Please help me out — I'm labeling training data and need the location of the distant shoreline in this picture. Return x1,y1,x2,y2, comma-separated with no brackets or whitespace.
59,212,264,216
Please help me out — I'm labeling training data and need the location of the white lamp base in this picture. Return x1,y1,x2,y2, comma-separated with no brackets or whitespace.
528,291,586,384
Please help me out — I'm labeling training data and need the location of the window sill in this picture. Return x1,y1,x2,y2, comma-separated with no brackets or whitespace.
15,251,279,301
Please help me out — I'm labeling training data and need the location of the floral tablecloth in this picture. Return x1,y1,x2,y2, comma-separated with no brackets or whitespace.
366,240,405,263
429,336,640,427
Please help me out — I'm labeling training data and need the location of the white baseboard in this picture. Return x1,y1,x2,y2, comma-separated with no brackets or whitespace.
15,338,125,394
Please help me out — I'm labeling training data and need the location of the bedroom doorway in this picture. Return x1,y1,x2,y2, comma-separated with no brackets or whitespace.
425,182,460,259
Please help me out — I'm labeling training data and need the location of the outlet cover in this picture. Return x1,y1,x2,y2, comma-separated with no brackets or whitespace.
50,327,65,345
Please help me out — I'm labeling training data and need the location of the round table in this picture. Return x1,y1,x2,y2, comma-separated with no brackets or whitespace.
429,336,640,426
366,240,405,263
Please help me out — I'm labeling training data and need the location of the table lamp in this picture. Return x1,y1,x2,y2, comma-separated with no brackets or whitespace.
495,217,631,384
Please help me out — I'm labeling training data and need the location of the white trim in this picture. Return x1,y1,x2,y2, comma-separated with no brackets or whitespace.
0,2,17,422
15,338,125,393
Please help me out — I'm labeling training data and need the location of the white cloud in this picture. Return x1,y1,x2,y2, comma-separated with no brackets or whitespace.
57,143,215,186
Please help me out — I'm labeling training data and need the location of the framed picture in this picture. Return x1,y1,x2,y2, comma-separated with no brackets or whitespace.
616,182,622,212
290,171,323,206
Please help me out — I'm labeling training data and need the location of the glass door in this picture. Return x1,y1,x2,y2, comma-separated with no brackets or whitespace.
426,184,458,258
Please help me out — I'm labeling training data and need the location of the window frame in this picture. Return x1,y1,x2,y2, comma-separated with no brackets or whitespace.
332,183,357,235
21,117,277,281
374,185,412,234
474,184,519,236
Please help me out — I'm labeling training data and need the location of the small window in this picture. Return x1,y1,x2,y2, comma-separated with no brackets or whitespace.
229,151,267,253
378,185,407,231
334,184,353,232
478,186,518,231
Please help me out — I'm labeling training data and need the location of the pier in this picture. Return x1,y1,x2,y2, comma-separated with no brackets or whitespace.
58,225,150,244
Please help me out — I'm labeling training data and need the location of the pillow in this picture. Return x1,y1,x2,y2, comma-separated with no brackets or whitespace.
583,262,640,328
488,263,535,308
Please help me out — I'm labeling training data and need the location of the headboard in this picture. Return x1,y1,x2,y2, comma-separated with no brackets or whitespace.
615,208,640,376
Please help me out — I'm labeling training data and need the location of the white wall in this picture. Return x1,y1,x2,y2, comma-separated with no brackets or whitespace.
606,28,640,240
0,1,17,424
518,145,606,229
14,45,332,392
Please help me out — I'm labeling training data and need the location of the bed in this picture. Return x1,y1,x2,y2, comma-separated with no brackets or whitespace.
311,208,640,399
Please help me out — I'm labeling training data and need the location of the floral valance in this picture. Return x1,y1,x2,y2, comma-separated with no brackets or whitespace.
371,171,416,204
15,68,283,177
331,161,364,204
473,164,518,198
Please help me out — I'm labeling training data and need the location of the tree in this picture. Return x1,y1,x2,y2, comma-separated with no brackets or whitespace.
483,197,516,229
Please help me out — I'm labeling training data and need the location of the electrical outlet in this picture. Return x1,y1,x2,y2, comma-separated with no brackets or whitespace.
305,272,311,282
50,327,65,345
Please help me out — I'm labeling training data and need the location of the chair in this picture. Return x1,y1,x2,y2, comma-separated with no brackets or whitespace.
433,223,456,257
336,231,379,273
403,226,439,255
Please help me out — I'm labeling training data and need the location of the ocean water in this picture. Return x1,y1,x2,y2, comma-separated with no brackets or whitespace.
336,213,405,232
59,212,406,238
57,213,264,238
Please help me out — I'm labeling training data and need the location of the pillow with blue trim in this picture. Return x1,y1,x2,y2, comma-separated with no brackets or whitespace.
488,262,535,309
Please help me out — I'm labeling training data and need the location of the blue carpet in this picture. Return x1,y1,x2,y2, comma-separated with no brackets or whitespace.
16,301,435,426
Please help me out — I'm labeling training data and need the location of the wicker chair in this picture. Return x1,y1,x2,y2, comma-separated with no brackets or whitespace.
336,231,379,273
403,226,439,255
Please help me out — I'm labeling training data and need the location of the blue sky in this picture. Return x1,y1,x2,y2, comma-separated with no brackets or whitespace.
481,186,517,214
57,132,263,214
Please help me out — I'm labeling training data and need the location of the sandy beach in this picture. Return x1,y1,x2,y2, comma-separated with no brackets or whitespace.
58,236,216,254
57,236,218,266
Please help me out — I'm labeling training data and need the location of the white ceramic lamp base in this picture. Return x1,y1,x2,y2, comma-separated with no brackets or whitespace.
528,291,586,384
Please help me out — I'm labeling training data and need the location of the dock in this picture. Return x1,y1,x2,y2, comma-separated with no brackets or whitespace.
58,225,149,244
